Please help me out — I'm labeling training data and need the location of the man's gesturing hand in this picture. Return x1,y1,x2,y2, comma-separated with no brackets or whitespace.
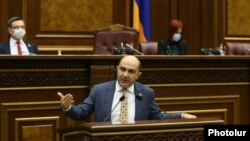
57,92,74,110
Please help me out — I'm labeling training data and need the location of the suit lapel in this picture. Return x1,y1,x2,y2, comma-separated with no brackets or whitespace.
5,41,11,54
103,81,116,121
134,82,144,120
24,41,32,53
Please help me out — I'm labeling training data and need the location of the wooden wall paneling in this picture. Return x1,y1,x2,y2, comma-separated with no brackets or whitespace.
178,0,201,55
23,0,130,55
0,0,2,41
1,102,60,141
145,85,246,124
200,0,210,50
212,0,220,47
8,0,22,18
139,68,250,85
156,95,240,124
21,123,54,141
25,0,95,45
150,0,219,54
0,70,90,87
200,0,219,50
178,0,219,54
113,0,132,26
223,0,250,41
150,82,249,124
169,0,178,19
90,65,116,88
138,57,250,124
0,0,24,41
217,0,224,43
151,0,221,54
151,0,170,41
90,58,119,87
0,87,89,141
0,0,9,41
0,56,93,141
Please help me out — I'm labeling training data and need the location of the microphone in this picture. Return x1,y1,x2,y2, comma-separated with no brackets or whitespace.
125,43,144,55
166,45,172,55
121,42,124,48
103,95,125,122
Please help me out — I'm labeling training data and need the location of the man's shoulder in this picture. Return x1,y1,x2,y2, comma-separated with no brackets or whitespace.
135,81,153,92
0,40,10,47
24,40,37,47
94,80,115,88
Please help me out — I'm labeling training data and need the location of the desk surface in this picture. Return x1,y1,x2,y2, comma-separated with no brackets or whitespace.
59,117,224,133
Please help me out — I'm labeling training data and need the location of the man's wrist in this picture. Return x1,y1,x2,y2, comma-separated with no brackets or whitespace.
62,105,71,111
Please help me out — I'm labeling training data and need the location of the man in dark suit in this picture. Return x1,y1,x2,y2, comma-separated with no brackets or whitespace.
0,16,39,55
58,55,196,123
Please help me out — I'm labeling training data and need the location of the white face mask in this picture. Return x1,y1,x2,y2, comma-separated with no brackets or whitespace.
172,33,181,42
12,28,26,40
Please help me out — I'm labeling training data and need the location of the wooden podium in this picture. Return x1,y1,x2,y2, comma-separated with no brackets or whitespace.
58,117,224,141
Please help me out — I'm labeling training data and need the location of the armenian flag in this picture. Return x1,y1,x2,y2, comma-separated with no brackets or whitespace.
133,0,151,42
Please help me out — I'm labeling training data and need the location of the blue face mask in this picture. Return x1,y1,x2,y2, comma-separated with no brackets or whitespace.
172,33,182,42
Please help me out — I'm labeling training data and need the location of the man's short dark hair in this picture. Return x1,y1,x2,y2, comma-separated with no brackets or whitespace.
8,16,22,27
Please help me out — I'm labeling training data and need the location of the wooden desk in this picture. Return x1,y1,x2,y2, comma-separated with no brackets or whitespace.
58,117,224,141
0,55,249,141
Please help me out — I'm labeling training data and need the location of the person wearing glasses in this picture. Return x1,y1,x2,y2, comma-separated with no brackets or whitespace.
158,19,188,55
0,16,39,55
57,55,197,123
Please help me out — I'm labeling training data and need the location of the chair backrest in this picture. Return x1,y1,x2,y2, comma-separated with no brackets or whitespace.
139,42,158,55
223,42,250,55
93,24,139,55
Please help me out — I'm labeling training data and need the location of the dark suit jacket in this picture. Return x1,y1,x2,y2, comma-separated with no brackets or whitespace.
158,39,188,55
0,39,39,55
64,80,182,122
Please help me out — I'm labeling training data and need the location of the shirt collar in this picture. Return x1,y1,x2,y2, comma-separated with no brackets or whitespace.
10,37,25,46
115,81,134,94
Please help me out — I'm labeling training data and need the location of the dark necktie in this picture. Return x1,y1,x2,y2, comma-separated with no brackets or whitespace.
16,41,22,55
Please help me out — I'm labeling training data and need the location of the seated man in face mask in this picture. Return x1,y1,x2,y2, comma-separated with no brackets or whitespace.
158,19,188,55
0,16,39,55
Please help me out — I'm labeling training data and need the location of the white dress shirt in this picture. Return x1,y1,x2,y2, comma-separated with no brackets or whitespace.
9,37,30,55
111,81,135,123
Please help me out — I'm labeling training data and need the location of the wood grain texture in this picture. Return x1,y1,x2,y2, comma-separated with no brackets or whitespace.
41,0,113,32
227,0,250,35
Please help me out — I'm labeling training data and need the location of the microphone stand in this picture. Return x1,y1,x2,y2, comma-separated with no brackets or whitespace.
125,43,144,55
103,95,125,122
